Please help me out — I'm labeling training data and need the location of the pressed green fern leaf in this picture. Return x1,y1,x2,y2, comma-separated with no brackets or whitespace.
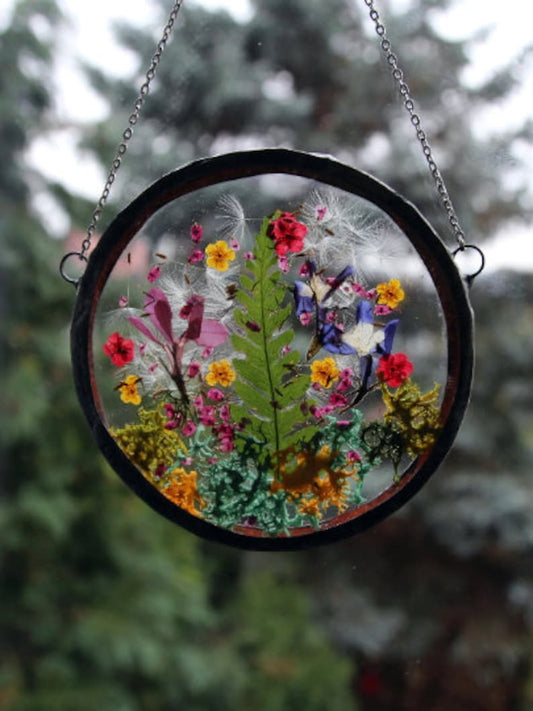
231,218,317,465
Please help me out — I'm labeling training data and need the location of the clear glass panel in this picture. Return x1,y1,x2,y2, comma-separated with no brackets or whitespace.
93,173,446,537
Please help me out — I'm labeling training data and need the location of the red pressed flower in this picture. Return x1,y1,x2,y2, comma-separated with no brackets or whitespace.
268,212,307,256
103,332,135,367
376,352,413,387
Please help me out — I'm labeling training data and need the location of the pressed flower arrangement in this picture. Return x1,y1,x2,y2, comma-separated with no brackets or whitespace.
71,150,473,548
69,150,475,549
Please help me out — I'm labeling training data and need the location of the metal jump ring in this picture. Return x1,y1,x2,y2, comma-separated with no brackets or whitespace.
452,244,486,286
59,251,88,287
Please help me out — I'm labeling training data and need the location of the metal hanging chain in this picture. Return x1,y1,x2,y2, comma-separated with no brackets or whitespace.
60,0,185,284
363,0,467,250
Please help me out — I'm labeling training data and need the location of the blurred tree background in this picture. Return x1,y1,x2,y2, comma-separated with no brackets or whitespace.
1,0,533,709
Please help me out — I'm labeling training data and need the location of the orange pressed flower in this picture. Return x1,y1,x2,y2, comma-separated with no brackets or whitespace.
118,375,142,405
310,357,340,388
205,360,236,387
205,240,236,271
376,278,405,309
162,468,204,516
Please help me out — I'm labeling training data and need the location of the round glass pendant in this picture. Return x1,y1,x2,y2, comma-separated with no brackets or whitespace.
71,149,473,550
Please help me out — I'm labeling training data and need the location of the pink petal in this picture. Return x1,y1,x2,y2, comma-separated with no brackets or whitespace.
144,288,174,343
182,298,205,341
195,319,228,347
128,316,162,346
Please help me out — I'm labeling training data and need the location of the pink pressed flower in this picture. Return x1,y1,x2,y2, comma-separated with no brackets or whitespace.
139,342,147,356
219,404,230,421
316,205,327,221
147,266,161,283
244,251,255,261
199,406,216,427
165,420,179,430
299,312,312,326
340,283,353,296
201,346,214,359
207,388,224,402
183,457,193,466
229,237,240,251
220,438,235,452
118,295,129,308
352,283,366,297
182,421,197,436
164,403,175,418
320,405,335,416
346,450,361,463
277,255,290,273
149,362,158,374
217,423,233,438
310,405,322,418
281,345,292,355
365,288,377,300
188,361,201,378
336,420,351,428
298,262,311,277
208,457,217,465
329,392,347,407
325,311,337,323
312,382,322,391
375,304,392,316
193,395,204,409
188,249,204,264
336,379,352,393
340,368,354,379
191,223,203,243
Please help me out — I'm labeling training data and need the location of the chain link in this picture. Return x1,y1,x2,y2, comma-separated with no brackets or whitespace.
62,0,184,282
363,0,466,249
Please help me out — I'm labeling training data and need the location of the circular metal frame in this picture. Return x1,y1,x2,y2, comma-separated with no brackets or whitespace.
71,148,474,550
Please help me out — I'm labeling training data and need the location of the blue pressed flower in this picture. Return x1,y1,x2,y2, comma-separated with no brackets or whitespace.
377,319,399,355
320,322,357,355
355,300,373,324
294,281,316,316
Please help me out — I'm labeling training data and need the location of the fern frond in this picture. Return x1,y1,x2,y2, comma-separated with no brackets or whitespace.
230,218,317,471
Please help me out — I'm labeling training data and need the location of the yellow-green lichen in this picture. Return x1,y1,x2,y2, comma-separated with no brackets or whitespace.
381,379,442,457
111,407,184,480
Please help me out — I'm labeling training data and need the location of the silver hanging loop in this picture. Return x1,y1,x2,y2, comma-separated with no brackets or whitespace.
59,251,89,287
452,244,486,287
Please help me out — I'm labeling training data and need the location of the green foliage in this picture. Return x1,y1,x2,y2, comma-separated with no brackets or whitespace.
227,573,357,711
231,219,316,459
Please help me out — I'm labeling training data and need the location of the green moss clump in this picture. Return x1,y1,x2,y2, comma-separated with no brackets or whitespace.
111,407,183,480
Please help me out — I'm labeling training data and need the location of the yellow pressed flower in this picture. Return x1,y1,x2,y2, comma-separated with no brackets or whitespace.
205,359,236,387
376,278,405,309
310,357,340,388
118,374,142,405
205,240,236,271
162,468,204,516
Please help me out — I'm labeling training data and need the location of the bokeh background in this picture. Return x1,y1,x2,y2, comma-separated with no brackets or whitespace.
2,0,533,708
